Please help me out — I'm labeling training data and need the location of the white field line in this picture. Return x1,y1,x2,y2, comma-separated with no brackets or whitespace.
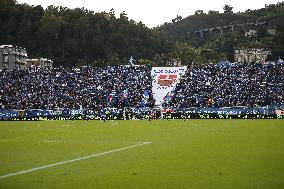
43,140,65,143
0,140,65,143
1,140,148,144
0,141,152,180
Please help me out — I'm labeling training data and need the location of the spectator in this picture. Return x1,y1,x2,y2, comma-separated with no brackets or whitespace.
0,65,154,110
166,62,284,108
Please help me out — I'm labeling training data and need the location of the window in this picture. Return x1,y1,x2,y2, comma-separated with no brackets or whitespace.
3,56,8,62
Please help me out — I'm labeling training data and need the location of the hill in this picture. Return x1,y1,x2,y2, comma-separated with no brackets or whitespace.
159,2,284,62
1,0,284,66
0,0,172,67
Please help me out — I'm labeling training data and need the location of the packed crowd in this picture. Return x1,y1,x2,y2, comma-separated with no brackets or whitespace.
1,62,284,111
0,65,154,110
167,62,284,108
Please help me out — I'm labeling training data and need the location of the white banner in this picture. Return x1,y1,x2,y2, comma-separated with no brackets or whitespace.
276,110,284,115
151,67,187,106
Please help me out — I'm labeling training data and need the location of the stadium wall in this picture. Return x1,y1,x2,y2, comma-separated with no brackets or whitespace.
1,107,284,120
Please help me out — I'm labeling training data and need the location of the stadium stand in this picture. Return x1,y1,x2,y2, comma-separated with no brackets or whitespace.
0,65,154,110
0,62,284,120
165,62,284,108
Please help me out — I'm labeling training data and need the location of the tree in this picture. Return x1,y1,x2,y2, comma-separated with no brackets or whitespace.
195,10,205,15
272,19,284,59
119,11,128,22
138,59,154,65
257,26,267,40
208,10,219,15
223,4,233,14
172,15,182,23
0,0,16,17
201,49,220,63
172,42,201,65
0,1,176,67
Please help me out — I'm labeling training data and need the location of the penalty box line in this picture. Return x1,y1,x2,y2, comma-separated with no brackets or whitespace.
0,142,152,180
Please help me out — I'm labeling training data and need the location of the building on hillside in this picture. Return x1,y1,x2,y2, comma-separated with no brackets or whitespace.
26,58,53,69
245,30,257,37
267,28,276,35
0,45,28,70
234,48,271,63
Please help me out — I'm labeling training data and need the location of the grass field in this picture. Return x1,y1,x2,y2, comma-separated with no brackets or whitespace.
0,119,284,189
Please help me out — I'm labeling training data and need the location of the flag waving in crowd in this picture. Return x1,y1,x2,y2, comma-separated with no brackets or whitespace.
108,90,116,104
128,56,135,67
122,88,129,98
121,88,129,106
163,91,173,106
140,90,149,107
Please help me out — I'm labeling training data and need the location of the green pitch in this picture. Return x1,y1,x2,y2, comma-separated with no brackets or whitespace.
0,119,284,189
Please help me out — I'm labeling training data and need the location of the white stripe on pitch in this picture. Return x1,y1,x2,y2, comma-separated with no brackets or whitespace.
0,142,152,180
43,140,65,143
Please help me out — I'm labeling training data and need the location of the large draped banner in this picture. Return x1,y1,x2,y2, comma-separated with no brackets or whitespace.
276,109,284,115
151,67,187,106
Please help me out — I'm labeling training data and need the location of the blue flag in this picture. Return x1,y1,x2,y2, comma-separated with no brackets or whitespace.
122,88,128,98
128,56,134,66
140,90,149,107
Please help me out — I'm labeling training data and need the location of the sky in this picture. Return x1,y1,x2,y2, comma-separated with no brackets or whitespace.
17,0,283,28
